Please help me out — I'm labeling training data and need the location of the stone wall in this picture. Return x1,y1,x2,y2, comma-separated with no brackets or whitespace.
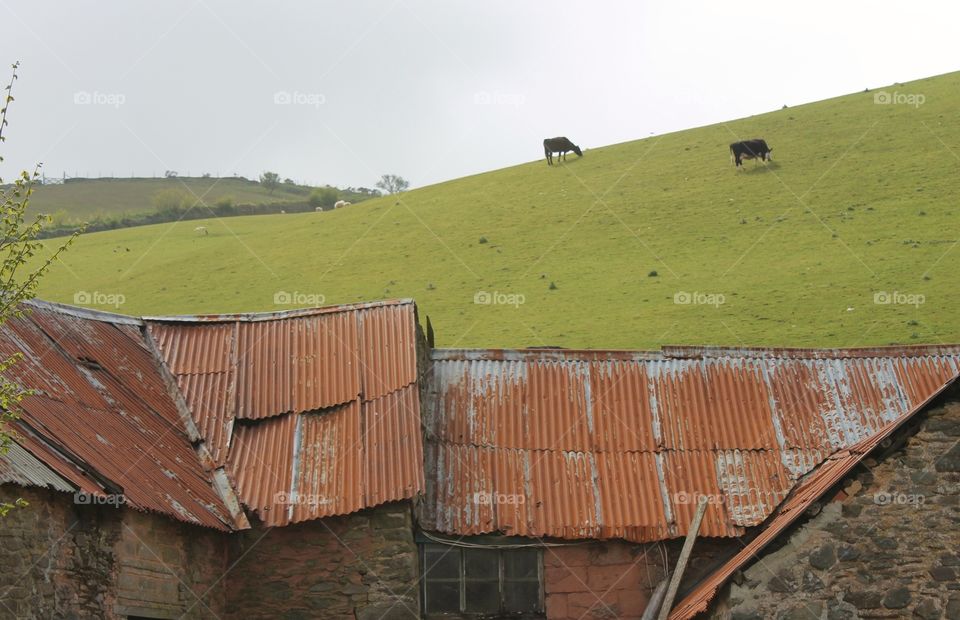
718,393,960,619
0,485,118,617
0,485,228,618
545,538,735,619
226,501,420,619
115,507,227,618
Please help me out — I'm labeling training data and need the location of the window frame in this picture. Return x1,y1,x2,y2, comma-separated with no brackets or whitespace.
420,541,545,618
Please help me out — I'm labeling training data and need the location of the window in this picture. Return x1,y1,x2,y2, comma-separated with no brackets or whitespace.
421,543,544,617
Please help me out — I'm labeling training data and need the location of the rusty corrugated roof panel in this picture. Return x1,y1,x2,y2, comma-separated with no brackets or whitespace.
669,374,959,619
363,384,423,506
228,412,297,524
358,303,418,401
146,299,424,527
234,311,360,419
0,302,238,530
423,346,960,543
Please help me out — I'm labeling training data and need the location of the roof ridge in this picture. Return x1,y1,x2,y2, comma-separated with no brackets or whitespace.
431,344,960,361
25,299,142,325
143,298,415,323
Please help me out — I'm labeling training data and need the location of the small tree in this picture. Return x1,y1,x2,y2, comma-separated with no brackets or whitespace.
151,188,190,213
375,174,409,195
259,171,280,193
308,186,339,209
213,195,235,215
1,62,78,516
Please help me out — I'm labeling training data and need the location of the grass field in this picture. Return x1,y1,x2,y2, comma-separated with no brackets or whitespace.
32,72,960,349
26,177,304,222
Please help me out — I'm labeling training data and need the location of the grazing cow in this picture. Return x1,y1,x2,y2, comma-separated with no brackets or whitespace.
730,139,773,168
543,137,583,165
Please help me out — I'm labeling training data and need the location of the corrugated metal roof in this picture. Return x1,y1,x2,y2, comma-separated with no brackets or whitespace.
422,346,960,542
0,441,74,492
669,375,959,619
145,299,424,526
0,303,239,530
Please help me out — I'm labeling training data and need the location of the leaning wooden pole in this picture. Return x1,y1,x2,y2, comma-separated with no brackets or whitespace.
657,496,709,620
640,578,669,620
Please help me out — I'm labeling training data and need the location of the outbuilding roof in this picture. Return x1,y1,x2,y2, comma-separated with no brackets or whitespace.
0,301,241,529
143,299,424,526
420,346,960,542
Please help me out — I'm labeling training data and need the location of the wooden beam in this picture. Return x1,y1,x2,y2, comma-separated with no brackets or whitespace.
658,496,709,620
640,578,669,620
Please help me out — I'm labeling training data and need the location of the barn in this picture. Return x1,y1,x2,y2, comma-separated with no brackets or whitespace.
1,299,957,618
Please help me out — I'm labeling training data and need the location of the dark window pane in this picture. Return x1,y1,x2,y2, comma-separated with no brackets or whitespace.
503,580,542,613
464,549,499,580
425,580,460,613
424,546,460,578
504,549,539,580
464,580,500,613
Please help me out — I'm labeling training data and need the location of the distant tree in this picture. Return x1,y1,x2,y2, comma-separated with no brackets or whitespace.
375,174,409,195
201,172,211,178
308,186,339,209
351,187,382,197
259,171,281,193
152,188,190,213
213,195,235,213
1,62,79,516
164,170,178,178
283,177,296,185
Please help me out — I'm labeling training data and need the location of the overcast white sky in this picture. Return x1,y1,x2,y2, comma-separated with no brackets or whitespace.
1,1,958,189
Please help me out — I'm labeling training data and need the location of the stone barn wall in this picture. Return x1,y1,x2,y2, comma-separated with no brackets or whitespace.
715,392,960,620
226,501,420,619
0,485,228,619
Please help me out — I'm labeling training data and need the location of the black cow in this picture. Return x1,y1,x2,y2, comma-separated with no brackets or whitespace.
729,139,772,168
544,137,582,165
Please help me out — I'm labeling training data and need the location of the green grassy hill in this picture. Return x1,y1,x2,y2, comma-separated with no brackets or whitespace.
32,72,960,349
27,177,306,223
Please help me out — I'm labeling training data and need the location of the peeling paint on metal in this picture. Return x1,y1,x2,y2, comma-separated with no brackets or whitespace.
424,346,960,543
670,372,960,619
1,302,237,530
151,300,424,527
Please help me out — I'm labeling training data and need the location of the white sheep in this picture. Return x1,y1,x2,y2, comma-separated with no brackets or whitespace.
194,226,208,236
334,200,351,209
315,207,323,212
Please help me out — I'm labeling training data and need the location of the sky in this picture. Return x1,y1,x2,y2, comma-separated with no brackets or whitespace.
1,1,958,190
